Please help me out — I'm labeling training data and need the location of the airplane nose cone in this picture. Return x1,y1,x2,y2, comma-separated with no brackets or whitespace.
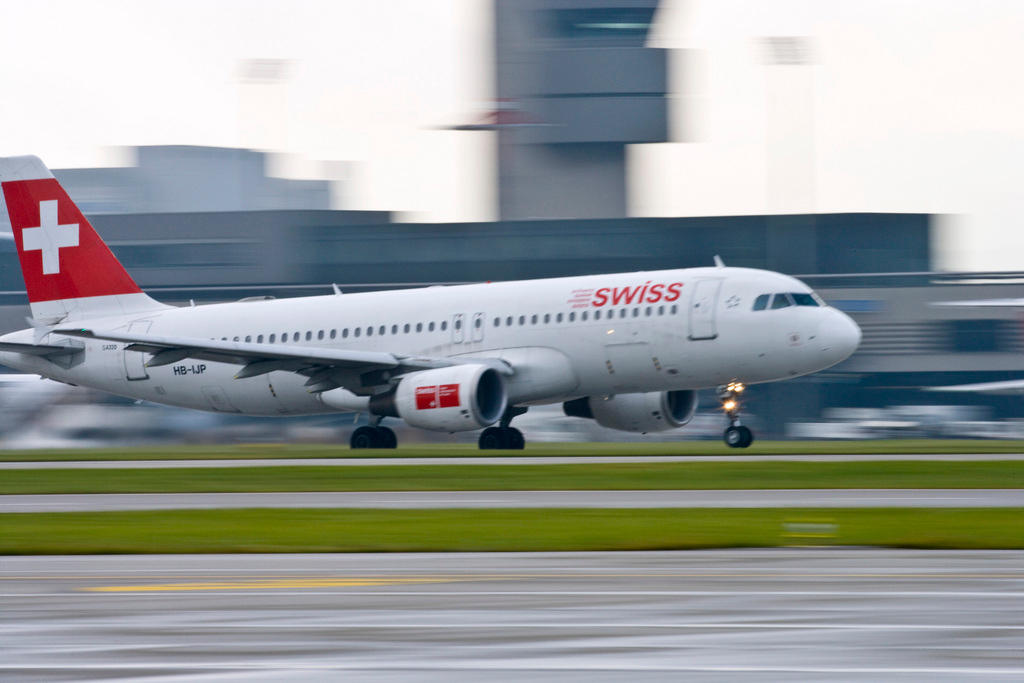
820,309,861,366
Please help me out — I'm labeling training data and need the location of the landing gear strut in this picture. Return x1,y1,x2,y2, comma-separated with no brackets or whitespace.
718,382,754,448
478,406,528,450
350,419,398,449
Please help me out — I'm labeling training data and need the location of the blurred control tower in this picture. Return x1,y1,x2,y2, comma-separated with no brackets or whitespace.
494,0,667,219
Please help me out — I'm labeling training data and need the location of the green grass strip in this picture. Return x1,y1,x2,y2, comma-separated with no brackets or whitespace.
4,439,1024,461
1,508,1020,554
3,461,1021,494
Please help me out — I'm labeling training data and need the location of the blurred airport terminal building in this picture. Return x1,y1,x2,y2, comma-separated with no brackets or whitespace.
2,0,1024,444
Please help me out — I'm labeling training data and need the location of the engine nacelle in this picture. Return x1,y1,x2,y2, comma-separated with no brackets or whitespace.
370,365,507,432
563,390,698,433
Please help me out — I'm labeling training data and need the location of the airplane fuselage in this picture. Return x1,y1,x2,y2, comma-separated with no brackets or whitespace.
0,266,858,417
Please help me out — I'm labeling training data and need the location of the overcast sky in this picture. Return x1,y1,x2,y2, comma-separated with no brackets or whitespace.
1,0,1023,271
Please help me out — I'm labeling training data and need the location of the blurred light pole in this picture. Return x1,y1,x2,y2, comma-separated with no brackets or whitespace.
760,36,815,214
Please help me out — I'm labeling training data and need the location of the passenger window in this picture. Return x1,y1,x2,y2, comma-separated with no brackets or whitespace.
367,327,374,336
531,315,538,325
518,316,525,326
645,307,652,317
269,334,276,343
416,323,423,332
581,311,587,321
632,308,639,318
658,305,664,315
245,335,252,343
257,335,263,343
233,336,240,342
493,317,500,327
379,325,385,335
330,329,336,339
404,324,410,333
556,313,563,323
354,328,361,338
543,313,550,324
454,318,462,330
753,294,770,311
474,317,482,328
569,312,576,322
620,309,627,319
594,310,601,320
771,293,793,309
342,328,349,338
315,330,322,340
391,324,397,334
670,304,678,314
440,321,447,331
792,293,819,307
507,316,513,326
428,322,435,332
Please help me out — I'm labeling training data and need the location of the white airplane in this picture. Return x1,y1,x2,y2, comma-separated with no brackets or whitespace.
0,155,860,449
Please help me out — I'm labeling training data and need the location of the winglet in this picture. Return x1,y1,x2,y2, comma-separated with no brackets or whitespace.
714,255,725,268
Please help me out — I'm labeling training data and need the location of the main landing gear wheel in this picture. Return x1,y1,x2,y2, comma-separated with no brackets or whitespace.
478,406,529,450
478,426,525,450
350,425,398,449
718,381,755,448
724,425,753,449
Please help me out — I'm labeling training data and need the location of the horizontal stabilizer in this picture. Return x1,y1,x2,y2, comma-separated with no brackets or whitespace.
0,340,82,358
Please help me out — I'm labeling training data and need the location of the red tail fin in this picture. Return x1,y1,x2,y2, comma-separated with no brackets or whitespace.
0,156,164,321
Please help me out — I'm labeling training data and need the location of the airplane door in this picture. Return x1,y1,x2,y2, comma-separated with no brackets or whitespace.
471,312,485,342
123,321,152,380
452,314,465,343
689,279,721,340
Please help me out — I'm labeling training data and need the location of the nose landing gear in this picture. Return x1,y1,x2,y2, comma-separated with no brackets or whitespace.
719,382,754,448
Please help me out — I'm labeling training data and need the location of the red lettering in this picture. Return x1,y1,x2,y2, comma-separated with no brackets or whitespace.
593,288,609,307
665,282,683,302
610,287,630,305
646,283,664,303
638,281,651,302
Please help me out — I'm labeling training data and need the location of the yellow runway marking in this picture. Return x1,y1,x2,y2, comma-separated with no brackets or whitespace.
83,577,477,592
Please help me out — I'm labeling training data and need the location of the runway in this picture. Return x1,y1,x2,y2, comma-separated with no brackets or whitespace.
2,550,1021,681
3,488,1024,511
3,452,1024,468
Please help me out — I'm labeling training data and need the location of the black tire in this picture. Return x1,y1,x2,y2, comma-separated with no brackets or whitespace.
478,426,506,450
724,426,744,448
738,425,754,448
350,426,380,449
506,427,525,450
375,426,398,449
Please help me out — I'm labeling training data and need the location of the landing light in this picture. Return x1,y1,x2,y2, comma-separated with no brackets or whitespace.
722,400,737,411
727,382,745,393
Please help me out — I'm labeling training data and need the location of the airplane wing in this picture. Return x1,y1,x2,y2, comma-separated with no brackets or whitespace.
924,379,1024,395
54,328,511,394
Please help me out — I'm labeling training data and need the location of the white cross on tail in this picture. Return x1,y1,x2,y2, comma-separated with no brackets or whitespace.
21,200,79,274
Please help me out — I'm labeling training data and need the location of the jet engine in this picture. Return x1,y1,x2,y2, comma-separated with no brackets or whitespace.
369,365,507,432
563,390,698,433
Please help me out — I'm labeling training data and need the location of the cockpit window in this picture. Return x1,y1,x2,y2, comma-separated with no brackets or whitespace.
752,294,770,311
770,293,793,309
791,292,818,307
